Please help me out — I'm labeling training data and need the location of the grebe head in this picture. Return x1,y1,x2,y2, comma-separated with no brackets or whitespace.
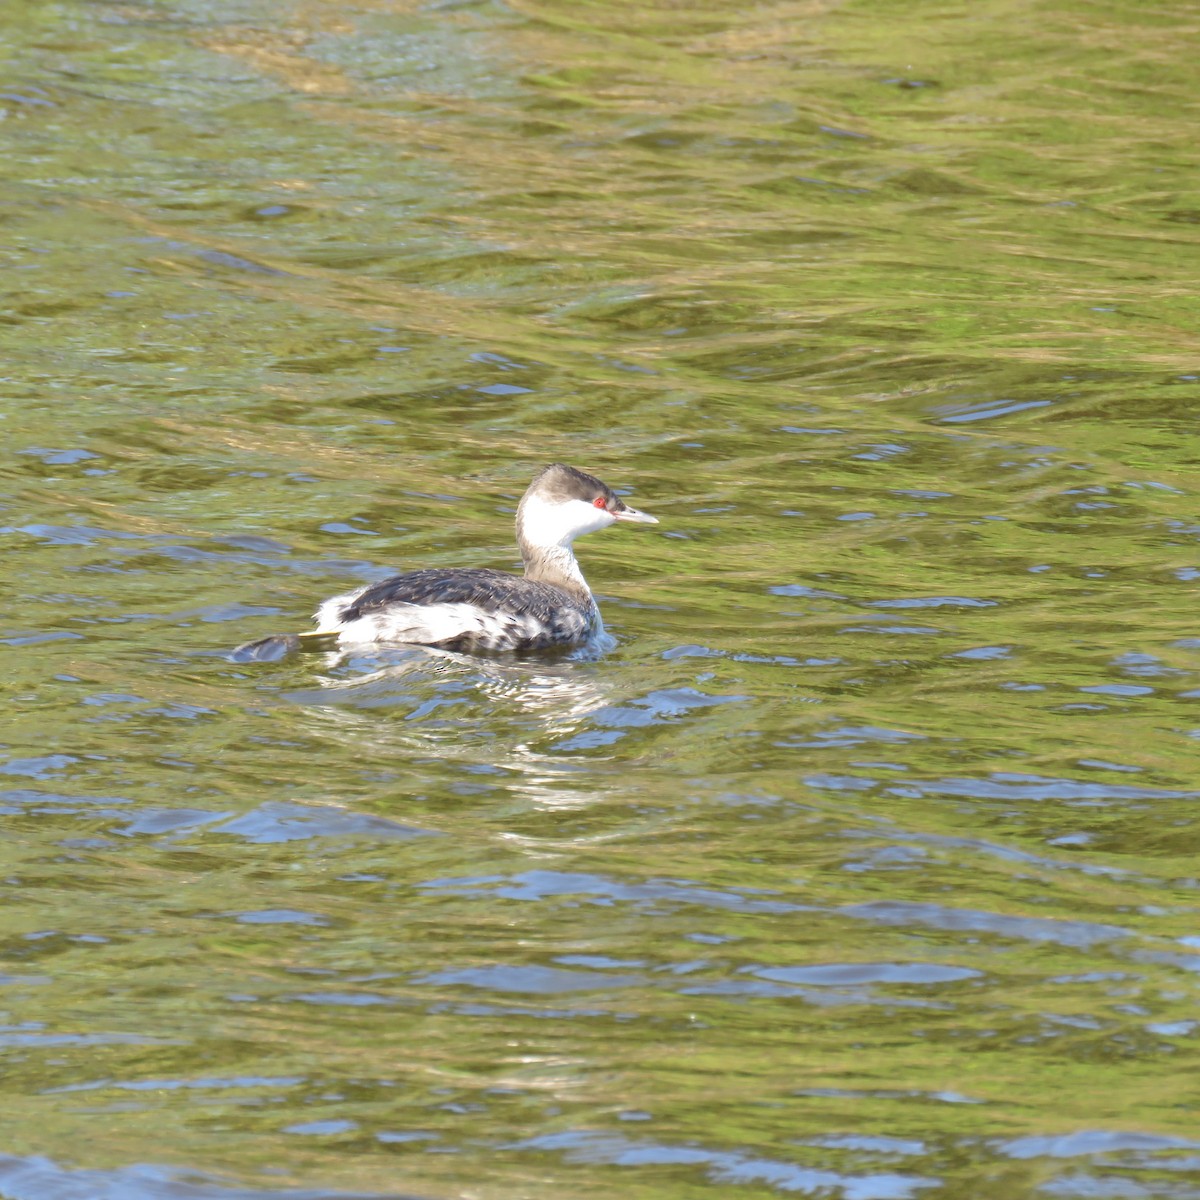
516,464,657,551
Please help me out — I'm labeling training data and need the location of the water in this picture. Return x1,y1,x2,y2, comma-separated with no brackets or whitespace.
3,1,1200,1197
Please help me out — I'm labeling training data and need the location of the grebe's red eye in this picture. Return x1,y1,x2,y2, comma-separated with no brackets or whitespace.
593,495,607,509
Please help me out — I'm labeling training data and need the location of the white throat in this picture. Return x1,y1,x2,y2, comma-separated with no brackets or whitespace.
518,494,614,550
516,495,613,595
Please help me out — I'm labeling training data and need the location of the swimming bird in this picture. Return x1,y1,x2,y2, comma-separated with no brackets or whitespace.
233,464,657,660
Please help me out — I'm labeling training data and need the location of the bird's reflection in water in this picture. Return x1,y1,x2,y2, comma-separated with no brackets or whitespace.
282,644,619,798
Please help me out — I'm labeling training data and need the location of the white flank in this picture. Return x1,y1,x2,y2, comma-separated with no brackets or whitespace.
319,595,559,650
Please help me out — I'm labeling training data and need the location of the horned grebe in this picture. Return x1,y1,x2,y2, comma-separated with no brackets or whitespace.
233,464,657,660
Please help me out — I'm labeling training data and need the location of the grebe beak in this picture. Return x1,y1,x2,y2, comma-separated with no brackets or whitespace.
613,504,658,525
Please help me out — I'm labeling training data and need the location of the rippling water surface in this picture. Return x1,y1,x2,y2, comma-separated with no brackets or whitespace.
3,2,1200,1197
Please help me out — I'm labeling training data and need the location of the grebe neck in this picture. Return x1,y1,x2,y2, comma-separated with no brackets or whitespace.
513,485,612,604
519,536,593,601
